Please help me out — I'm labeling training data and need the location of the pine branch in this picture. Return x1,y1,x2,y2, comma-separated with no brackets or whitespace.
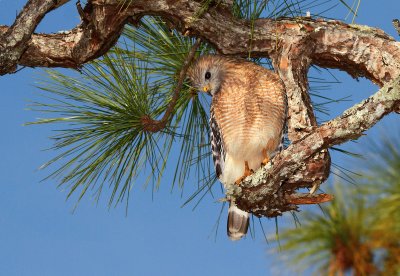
140,38,202,132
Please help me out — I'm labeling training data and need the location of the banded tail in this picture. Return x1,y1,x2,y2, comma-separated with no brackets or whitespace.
227,202,249,241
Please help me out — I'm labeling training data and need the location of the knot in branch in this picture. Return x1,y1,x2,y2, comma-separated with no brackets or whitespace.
140,115,165,132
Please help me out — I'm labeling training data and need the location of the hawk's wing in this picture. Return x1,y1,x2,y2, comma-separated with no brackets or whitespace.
210,107,225,179
211,107,248,241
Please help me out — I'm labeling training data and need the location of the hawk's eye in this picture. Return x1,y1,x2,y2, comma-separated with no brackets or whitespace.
205,71,211,80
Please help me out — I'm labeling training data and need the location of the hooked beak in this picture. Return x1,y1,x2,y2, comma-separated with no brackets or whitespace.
203,85,211,95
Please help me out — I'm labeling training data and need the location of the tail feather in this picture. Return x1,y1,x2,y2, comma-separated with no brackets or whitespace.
227,202,249,241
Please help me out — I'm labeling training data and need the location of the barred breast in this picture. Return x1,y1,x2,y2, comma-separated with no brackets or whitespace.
212,64,286,184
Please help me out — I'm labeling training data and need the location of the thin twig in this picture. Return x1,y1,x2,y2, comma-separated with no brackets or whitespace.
141,38,202,132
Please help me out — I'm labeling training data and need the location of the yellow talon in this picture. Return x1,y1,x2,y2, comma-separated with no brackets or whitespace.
235,161,253,185
261,148,270,166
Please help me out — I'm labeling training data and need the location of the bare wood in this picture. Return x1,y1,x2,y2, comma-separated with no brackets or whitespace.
286,193,334,205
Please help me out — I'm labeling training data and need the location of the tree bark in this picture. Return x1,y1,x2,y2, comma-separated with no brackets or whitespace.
0,0,399,217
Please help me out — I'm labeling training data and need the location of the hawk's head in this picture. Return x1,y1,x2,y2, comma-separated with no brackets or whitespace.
188,55,225,97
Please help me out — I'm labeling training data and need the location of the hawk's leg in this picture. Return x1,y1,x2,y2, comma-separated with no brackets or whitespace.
234,161,253,185
261,148,270,166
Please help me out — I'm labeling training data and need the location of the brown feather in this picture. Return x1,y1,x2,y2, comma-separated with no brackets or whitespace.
188,55,287,240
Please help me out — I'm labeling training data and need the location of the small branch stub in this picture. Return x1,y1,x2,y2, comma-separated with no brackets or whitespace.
76,0,91,24
393,19,400,36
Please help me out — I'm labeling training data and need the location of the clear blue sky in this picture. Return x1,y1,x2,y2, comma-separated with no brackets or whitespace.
0,1,398,275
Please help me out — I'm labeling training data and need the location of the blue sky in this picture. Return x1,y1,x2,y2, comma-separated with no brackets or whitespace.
0,1,398,275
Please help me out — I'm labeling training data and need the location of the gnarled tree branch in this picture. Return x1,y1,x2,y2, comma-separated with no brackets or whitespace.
1,1,399,80
0,0,399,217
0,0,70,74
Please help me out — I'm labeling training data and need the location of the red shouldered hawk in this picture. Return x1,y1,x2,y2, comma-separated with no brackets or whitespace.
189,55,286,240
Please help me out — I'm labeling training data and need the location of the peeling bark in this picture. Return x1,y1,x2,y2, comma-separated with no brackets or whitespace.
0,0,70,74
0,0,399,217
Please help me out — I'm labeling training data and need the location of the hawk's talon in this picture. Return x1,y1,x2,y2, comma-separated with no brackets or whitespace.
234,161,253,185
261,157,270,166
261,148,270,166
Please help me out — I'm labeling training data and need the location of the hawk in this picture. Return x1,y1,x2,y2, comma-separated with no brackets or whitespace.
188,55,286,240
